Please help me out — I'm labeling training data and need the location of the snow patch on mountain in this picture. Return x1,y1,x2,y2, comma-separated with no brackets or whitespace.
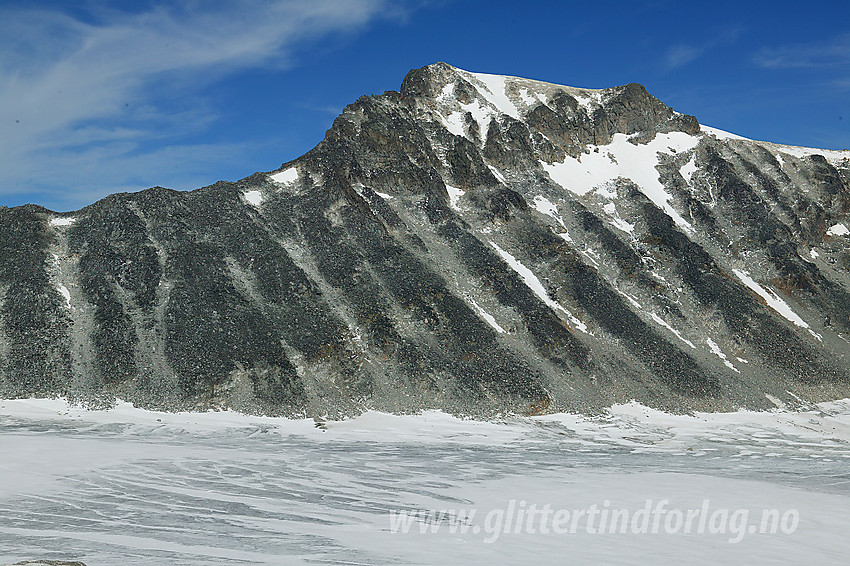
48,253,72,310
541,131,699,232
650,313,695,349
439,110,466,137
827,223,849,237
489,242,589,334
765,143,850,165
532,195,566,229
706,337,739,373
468,72,521,119
518,87,543,106
463,99,497,140
617,290,642,309
242,190,263,207
701,126,850,166
57,284,71,309
270,167,298,185
465,296,506,334
574,90,605,112
602,202,635,234
679,155,697,182
593,183,618,200
445,184,465,210
49,217,76,227
732,269,821,340
701,125,751,141
487,164,506,183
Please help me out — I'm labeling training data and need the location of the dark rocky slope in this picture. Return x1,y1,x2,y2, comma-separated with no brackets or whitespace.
1,63,849,416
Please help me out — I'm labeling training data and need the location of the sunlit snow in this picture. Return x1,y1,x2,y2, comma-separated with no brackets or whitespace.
572,90,603,112
617,290,642,309
650,313,695,349
827,223,849,237
460,98,496,140
1,398,850,565
466,296,506,334
270,167,298,185
540,132,698,232
732,269,822,341
602,202,635,233
56,285,71,309
593,183,618,200
440,110,466,137
700,125,752,141
489,241,589,334
468,72,521,119
49,217,76,227
679,155,697,183
764,143,850,164
706,337,739,373
242,190,263,207
532,195,566,229
487,164,506,183
519,88,537,106
446,184,465,210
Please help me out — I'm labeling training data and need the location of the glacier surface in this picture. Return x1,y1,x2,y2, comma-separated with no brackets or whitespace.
2,399,849,565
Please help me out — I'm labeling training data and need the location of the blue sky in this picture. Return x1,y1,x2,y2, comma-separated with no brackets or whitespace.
2,0,848,212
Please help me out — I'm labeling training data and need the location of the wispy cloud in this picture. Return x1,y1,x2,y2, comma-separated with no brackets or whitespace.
664,45,706,70
753,33,850,68
0,0,404,210
663,26,743,71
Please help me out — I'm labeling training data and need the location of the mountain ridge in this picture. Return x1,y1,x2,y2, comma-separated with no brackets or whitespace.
1,62,849,417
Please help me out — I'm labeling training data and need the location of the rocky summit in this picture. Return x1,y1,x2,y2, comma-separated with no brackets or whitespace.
1,63,849,417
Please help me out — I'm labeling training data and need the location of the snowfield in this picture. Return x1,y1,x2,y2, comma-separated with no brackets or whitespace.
2,399,850,565
540,131,700,232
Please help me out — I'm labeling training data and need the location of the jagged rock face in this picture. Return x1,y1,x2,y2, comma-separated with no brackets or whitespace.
1,62,849,416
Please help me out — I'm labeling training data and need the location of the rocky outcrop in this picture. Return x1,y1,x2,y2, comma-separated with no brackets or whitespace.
1,63,849,416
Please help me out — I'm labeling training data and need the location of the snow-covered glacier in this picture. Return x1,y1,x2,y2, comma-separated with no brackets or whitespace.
2,399,849,565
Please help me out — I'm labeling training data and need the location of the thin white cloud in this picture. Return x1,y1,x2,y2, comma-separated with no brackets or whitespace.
663,25,743,71
0,0,401,210
754,33,850,68
664,45,706,70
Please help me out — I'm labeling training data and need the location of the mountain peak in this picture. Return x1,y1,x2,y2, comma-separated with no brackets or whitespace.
1,65,849,417
397,63,700,156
